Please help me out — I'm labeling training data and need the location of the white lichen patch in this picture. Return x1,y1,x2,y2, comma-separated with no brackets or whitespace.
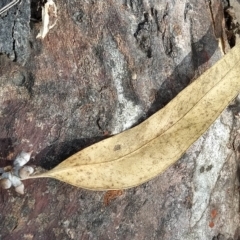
185,108,234,239
190,116,231,225
103,36,143,134
111,74,142,134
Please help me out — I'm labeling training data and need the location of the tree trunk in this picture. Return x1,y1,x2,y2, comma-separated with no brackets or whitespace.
0,0,240,239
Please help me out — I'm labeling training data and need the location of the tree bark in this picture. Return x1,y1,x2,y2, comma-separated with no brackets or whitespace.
0,0,240,239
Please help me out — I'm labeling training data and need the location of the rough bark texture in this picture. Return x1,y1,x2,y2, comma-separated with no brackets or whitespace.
0,0,240,239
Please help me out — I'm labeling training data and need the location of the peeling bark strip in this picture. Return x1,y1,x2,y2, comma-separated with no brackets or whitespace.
0,0,240,239
36,0,57,39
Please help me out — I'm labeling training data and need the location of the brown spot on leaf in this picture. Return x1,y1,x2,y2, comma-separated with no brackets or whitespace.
113,144,121,151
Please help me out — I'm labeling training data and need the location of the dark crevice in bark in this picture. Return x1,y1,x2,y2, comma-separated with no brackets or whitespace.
30,0,46,22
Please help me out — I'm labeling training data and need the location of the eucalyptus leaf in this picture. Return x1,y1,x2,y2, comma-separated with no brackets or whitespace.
29,43,240,190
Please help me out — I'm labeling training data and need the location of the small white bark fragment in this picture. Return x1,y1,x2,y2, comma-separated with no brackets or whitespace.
0,151,34,194
0,178,12,189
36,0,57,39
14,151,32,168
2,172,22,187
19,166,34,179
15,183,24,195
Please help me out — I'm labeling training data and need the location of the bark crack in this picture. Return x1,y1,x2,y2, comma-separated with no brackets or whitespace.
11,0,22,62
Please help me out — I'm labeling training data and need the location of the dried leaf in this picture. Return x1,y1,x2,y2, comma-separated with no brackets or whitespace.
36,0,57,39
30,43,240,190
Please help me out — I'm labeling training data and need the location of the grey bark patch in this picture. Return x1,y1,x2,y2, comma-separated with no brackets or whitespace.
101,34,143,133
0,0,30,65
11,70,25,86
